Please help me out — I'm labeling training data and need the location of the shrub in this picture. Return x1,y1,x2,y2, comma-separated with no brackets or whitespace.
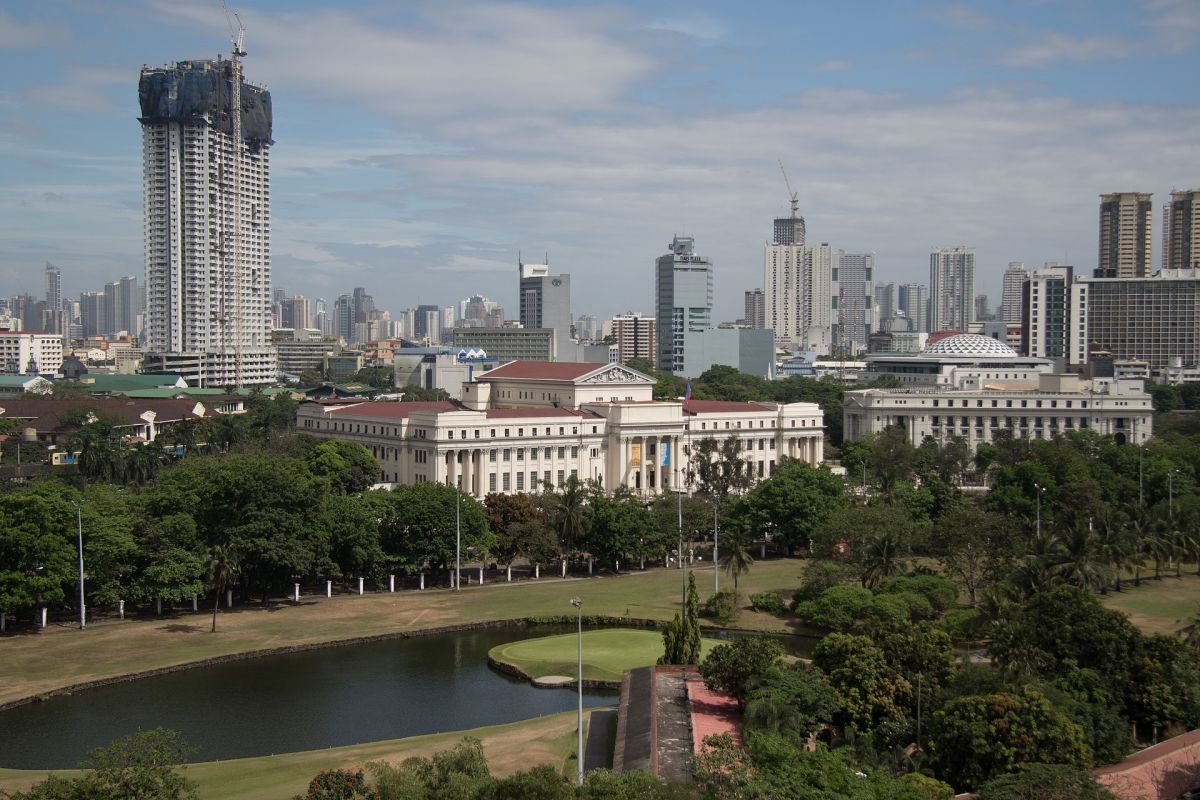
749,592,788,615
876,574,958,612
794,585,874,631
701,589,739,622
792,560,853,605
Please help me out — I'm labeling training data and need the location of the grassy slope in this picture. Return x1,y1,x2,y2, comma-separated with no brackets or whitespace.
489,629,721,682
1100,572,1200,636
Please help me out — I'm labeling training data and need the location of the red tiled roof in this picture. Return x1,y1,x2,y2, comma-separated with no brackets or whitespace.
483,407,601,419
684,400,774,414
686,679,742,752
477,361,609,381
322,401,460,419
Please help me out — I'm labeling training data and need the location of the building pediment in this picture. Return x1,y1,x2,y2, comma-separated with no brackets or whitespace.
578,364,655,385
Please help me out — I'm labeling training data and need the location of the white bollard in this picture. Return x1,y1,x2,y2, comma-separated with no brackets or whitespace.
293,583,300,602
1,611,6,633
588,558,593,575
615,560,619,573
389,574,395,593
156,597,162,616
326,580,332,598
478,567,484,585
118,599,125,620
357,577,364,596
40,607,47,628
640,556,646,570
507,565,512,582
420,573,425,590
562,560,567,578
192,594,198,612
225,588,233,608
535,564,540,579
760,543,766,559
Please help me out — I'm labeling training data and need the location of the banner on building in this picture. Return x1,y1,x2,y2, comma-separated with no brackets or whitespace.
631,442,641,466
661,442,670,467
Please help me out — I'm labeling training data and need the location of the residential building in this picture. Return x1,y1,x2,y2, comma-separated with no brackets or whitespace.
296,361,825,499
279,296,311,330
843,334,1152,454
929,248,974,332
519,259,573,359
1097,192,1153,278
656,236,713,373
1002,262,1028,324
898,283,929,333
0,332,64,376
1021,264,1087,366
764,240,837,354
744,289,765,329
774,213,805,248
1163,189,1200,270
874,283,896,325
610,313,656,365
835,251,874,353
104,276,140,338
139,58,275,386
80,292,105,339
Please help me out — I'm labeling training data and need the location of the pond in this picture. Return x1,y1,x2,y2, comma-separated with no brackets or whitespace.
0,625,618,769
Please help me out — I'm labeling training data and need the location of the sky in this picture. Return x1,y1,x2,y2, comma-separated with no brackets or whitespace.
1,0,1198,325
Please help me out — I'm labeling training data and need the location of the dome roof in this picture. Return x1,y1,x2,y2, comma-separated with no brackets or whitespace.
923,334,1018,357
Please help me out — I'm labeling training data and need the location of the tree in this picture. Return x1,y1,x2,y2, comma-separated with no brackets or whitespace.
687,435,753,502
859,528,909,588
1051,523,1112,593
699,636,785,703
934,504,1017,607
5,727,198,800
975,764,1116,800
0,486,76,624
659,573,701,665
811,632,911,732
928,687,1091,792
305,440,379,495
742,459,845,555
549,475,588,557
718,530,754,591
294,769,373,800
206,544,239,632
378,484,492,580
584,485,651,569
1179,604,1200,653
742,665,838,745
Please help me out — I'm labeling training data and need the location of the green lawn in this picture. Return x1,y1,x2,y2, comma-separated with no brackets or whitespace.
490,629,722,683
1101,572,1200,636
0,710,585,800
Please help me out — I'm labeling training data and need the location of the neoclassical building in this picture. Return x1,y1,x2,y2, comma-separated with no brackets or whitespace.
296,361,825,498
843,334,1153,451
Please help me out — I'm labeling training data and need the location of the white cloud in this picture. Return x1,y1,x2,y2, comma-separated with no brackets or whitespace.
1000,32,1137,68
0,10,67,48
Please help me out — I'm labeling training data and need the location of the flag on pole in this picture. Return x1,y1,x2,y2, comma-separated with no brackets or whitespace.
684,382,692,406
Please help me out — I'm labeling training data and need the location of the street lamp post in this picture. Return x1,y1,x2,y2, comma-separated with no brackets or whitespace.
570,596,584,786
454,487,461,591
1034,482,1045,539
712,503,719,594
73,502,85,630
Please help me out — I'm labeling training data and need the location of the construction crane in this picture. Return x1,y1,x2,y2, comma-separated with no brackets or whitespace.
222,1,245,388
778,159,799,218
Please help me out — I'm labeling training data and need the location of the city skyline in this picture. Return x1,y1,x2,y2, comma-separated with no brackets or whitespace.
0,2,1197,324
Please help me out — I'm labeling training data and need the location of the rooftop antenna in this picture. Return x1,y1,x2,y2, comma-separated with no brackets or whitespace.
778,160,799,218
222,0,246,388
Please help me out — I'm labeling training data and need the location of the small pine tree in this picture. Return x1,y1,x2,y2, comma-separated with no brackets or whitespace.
660,573,702,665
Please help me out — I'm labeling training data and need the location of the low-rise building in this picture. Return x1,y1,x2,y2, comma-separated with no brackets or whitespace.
296,361,825,499
843,334,1153,451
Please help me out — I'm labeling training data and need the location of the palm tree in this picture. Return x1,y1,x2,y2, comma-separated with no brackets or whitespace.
206,544,240,633
1095,508,1132,591
1052,523,1112,594
859,529,907,589
1178,606,1200,654
719,533,754,592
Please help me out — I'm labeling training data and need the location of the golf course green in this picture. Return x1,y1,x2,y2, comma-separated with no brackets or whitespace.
488,629,721,684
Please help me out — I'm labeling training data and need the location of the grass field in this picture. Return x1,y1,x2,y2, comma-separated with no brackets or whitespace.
0,710,586,800
1101,571,1200,636
489,629,722,683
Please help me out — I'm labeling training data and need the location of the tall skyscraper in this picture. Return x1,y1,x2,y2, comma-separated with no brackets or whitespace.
834,251,874,352
279,296,311,330
744,289,765,329
519,258,573,359
874,283,895,324
898,283,929,333
773,214,805,248
1164,189,1200,270
1022,264,1087,365
929,247,975,331
103,276,139,337
1097,192,1153,278
1002,262,1029,324
44,262,61,313
656,236,712,372
139,57,275,386
764,206,837,355
80,292,105,338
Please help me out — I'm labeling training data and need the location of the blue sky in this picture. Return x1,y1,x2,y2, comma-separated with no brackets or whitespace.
1,1,1197,324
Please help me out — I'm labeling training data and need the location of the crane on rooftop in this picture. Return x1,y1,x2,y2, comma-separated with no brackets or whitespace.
778,159,799,219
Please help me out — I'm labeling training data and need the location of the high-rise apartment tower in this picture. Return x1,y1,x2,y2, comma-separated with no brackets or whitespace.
1163,189,1200,270
656,236,712,372
139,58,275,386
1002,262,1029,324
929,247,975,331
1097,192,1153,278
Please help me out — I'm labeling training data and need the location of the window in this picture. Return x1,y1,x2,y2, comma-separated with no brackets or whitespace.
516,473,525,491
558,446,566,459
503,449,511,461
503,473,510,491
544,447,551,459
489,449,497,462
571,446,579,458
557,469,565,486
517,448,525,461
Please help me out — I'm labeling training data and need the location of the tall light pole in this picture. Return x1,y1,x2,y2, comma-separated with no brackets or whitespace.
570,596,584,786
712,503,719,594
1034,482,1045,539
73,501,85,630
1169,470,1178,520
454,487,461,591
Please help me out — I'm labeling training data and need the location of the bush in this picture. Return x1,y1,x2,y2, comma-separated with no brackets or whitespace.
749,592,788,614
794,585,874,631
700,637,785,701
876,574,958,612
792,560,853,605
701,589,739,622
